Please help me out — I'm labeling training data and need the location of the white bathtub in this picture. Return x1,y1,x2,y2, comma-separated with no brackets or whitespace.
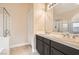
0,37,9,55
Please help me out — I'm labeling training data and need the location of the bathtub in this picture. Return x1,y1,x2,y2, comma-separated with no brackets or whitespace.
0,37,9,55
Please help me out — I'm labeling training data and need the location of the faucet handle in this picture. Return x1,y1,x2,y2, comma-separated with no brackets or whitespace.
72,34,78,39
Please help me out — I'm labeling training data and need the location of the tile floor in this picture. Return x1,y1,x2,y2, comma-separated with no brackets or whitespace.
10,45,39,55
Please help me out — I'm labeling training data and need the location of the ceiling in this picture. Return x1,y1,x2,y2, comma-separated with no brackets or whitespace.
53,3,79,16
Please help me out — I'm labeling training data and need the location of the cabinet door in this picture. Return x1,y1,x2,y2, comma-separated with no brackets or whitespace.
43,43,50,55
43,38,50,45
51,47,64,55
51,40,79,55
36,39,44,55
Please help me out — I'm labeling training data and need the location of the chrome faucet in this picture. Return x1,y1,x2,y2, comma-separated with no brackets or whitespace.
72,34,79,39
62,33,70,38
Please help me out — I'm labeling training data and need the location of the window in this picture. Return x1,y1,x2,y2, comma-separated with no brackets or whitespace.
72,22,79,34
73,23,79,27
63,23,68,32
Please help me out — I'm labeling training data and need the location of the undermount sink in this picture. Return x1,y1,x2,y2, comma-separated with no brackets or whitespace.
46,33,79,44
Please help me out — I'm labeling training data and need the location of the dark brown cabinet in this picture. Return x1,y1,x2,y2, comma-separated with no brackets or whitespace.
36,35,79,55
43,43,50,55
36,37,44,55
51,40,79,55
51,47,64,55
36,35,50,55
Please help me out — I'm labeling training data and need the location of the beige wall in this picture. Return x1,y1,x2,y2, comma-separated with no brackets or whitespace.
34,3,45,34
46,7,53,33
34,3,53,34
0,3,33,48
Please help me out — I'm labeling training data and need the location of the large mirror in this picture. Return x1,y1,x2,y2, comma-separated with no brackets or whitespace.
53,3,79,34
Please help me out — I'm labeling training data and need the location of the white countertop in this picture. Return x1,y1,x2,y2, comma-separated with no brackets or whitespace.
37,32,79,50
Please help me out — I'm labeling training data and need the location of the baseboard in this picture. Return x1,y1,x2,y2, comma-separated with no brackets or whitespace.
10,43,30,48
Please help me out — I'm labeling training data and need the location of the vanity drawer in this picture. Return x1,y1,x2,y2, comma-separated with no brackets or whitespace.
51,40,79,55
36,35,50,45
43,37,51,45
51,47,64,55
36,35,44,41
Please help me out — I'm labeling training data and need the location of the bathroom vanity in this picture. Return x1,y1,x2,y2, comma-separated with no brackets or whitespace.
35,3,79,55
36,33,79,55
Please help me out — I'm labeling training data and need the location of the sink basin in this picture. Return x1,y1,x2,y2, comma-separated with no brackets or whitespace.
46,33,79,44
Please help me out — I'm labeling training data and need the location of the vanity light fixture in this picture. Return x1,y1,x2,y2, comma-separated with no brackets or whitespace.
45,3,57,11
48,3,56,8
